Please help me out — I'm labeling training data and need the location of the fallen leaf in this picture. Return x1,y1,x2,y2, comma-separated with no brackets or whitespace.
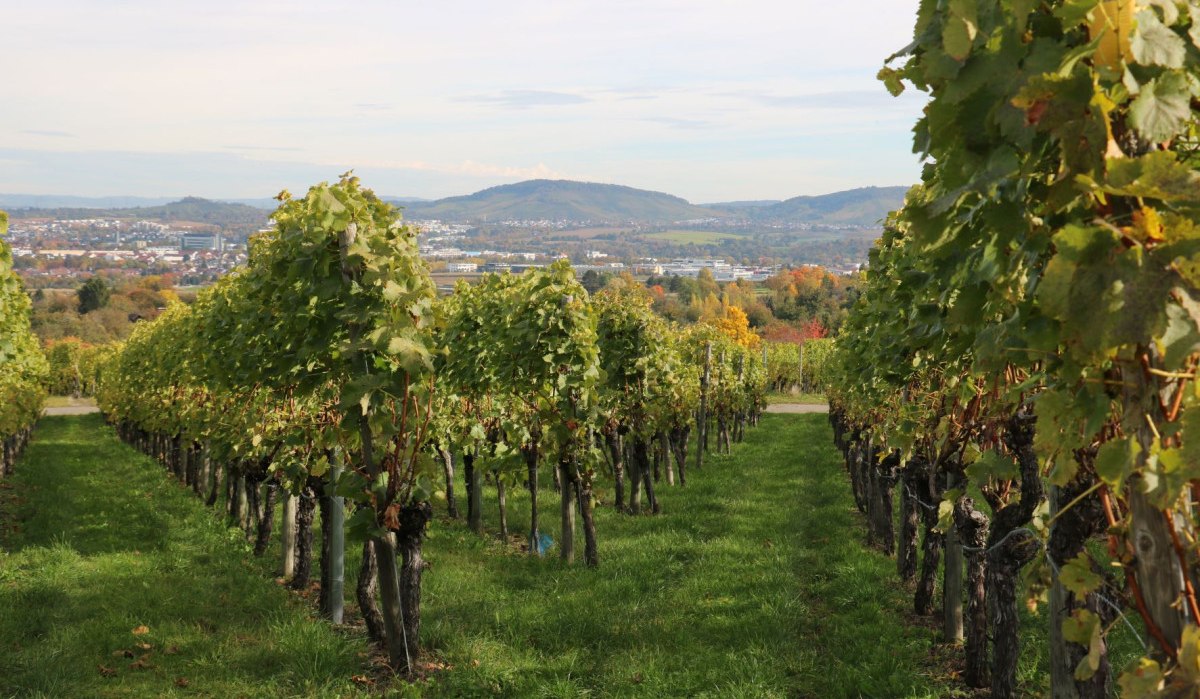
135,642,152,651
98,664,117,677
129,658,155,671
350,674,374,686
164,645,180,655
174,677,189,688
112,649,134,659
131,625,150,636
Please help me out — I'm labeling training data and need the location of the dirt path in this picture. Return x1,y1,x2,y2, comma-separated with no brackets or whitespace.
765,403,828,414
43,406,100,416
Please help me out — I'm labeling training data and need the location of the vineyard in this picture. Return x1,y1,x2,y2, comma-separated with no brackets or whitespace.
0,210,46,479
64,176,772,682
828,1,1200,698
3,1,1200,697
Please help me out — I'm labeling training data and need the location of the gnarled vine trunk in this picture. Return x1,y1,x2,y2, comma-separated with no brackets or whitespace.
1047,450,1112,699
987,410,1045,699
290,486,316,590
357,538,385,644
954,495,990,689
898,462,922,582
913,457,942,617
465,448,482,534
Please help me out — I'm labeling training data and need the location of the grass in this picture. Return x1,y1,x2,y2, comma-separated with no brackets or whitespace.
0,414,366,698
416,413,950,697
3,412,973,697
642,230,747,244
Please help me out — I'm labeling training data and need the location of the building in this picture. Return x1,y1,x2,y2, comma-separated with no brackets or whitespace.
446,262,478,273
180,232,223,252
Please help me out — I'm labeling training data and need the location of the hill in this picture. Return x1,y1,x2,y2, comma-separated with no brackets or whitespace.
2,184,909,230
755,186,908,227
10,197,271,230
404,179,720,223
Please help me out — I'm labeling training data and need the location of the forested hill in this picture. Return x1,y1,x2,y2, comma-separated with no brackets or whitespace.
708,186,909,227
403,179,720,223
2,184,909,230
10,197,271,229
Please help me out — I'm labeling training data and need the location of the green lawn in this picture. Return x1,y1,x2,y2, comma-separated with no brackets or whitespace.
642,230,747,244
2,413,959,697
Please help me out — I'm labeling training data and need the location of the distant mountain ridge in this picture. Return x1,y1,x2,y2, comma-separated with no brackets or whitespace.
9,196,270,230
2,181,909,228
759,186,908,226
405,181,906,226
403,179,717,223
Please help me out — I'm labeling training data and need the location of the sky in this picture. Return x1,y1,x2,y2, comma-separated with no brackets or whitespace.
1,1,927,203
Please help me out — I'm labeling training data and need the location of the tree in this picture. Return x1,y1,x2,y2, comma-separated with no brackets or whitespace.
77,276,111,314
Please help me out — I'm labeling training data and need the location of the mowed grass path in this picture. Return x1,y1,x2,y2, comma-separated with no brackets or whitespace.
0,415,365,698
1,413,950,697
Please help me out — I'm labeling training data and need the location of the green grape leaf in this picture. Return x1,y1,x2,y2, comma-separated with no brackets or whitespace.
1131,9,1186,68
965,451,1019,487
1095,437,1138,490
1118,657,1164,697
878,67,905,97
1160,299,1200,369
1104,151,1200,202
1128,72,1196,143
942,0,979,61
1059,553,1102,596
1178,624,1200,685
1062,608,1100,646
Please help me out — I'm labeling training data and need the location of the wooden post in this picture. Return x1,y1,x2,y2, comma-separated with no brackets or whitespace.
282,493,298,578
327,453,345,624
799,342,805,394
695,341,712,472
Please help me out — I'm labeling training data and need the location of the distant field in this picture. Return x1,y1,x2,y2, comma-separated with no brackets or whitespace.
643,230,748,244
555,227,630,238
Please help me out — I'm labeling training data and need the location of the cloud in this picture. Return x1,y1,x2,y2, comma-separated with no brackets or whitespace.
22,129,75,138
639,117,714,130
0,147,580,199
600,86,674,101
455,89,591,109
729,89,910,110
223,145,303,152
345,157,569,180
